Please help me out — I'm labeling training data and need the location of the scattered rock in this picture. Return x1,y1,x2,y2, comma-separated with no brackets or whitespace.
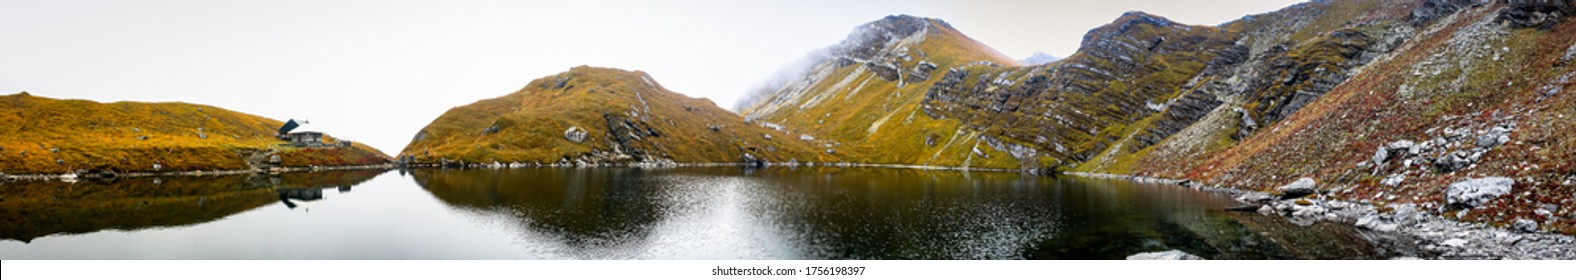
1434,151,1475,172
1356,214,1399,232
136,135,149,141
1382,174,1406,187
1388,140,1416,153
741,153,767,168
1275,177,1318,200
1445,177,1513,209
1290,203,1327,219
1441,238,1468,247
563,126,588,143
1257,205,1277,215
1372,147,1391,165
1475,134,1500,148
1392,204,1421,226
1563,41,1576,65
1125,250,1203,260
1236,192,1274,204
267,154,282,165
1514,219,1538,233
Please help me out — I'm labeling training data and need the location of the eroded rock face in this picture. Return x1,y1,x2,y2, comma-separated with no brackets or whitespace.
1409,0,1476,26
1496,0,1576,29
564,126,588,143
919,11,1237,163
1446,177,1514,210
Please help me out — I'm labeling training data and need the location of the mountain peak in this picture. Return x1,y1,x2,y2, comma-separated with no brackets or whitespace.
1080,11,1183,50
863,14,947,35
835,15,939,52
1115,11,1174,26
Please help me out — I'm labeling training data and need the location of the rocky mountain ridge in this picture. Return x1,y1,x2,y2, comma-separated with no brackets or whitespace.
738,0,1576,234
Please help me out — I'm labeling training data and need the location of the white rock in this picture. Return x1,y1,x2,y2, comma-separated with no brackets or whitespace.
1446,177,1514,209
1392,204,1420,226
1442,238,1469,247
1276,177,1318,199
1356,214,1398,232
1257,205,1277,215
1125,250,1204,260
1382,174,1405,187
563,126,589,143
1514,219,1539,233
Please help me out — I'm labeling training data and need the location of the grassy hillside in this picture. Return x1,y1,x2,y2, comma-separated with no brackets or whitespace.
738,15,1031,169
0,93,391,174
401,66,834,165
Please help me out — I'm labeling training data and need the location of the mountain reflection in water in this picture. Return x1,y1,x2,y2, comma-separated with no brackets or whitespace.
0,170,383,243
1,167,1391,259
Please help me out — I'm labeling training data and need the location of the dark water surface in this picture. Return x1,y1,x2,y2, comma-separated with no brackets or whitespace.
0,167,1385,259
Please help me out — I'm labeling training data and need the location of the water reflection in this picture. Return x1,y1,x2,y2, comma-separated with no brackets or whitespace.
410,167,1387,259
0,170,384,242
0,167,1393,259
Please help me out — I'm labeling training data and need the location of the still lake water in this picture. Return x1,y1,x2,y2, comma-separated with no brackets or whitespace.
0,167,1386,259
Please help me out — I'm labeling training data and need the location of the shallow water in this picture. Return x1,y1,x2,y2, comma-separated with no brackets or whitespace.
0,167,1385,259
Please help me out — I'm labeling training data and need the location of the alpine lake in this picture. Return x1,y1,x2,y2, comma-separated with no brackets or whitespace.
0,167,1398,259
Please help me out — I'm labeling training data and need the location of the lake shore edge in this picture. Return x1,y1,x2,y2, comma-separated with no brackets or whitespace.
2,163,397,182
1066,172,1576,259
399,160,1032,173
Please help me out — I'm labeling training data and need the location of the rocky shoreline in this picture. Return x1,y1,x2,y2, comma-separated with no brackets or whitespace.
1,163,397,182
1069,172,1576,260
400,160,1026,173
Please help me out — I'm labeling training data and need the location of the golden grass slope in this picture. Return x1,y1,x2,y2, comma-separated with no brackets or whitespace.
737,16,1030,169
0,92,390,174
401,66,834,165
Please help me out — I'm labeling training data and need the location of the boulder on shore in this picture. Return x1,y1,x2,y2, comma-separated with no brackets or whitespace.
1276,177,1318,200
1126,250,1204,260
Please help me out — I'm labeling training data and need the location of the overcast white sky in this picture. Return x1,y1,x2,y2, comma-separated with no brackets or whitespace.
1,0,1304,154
